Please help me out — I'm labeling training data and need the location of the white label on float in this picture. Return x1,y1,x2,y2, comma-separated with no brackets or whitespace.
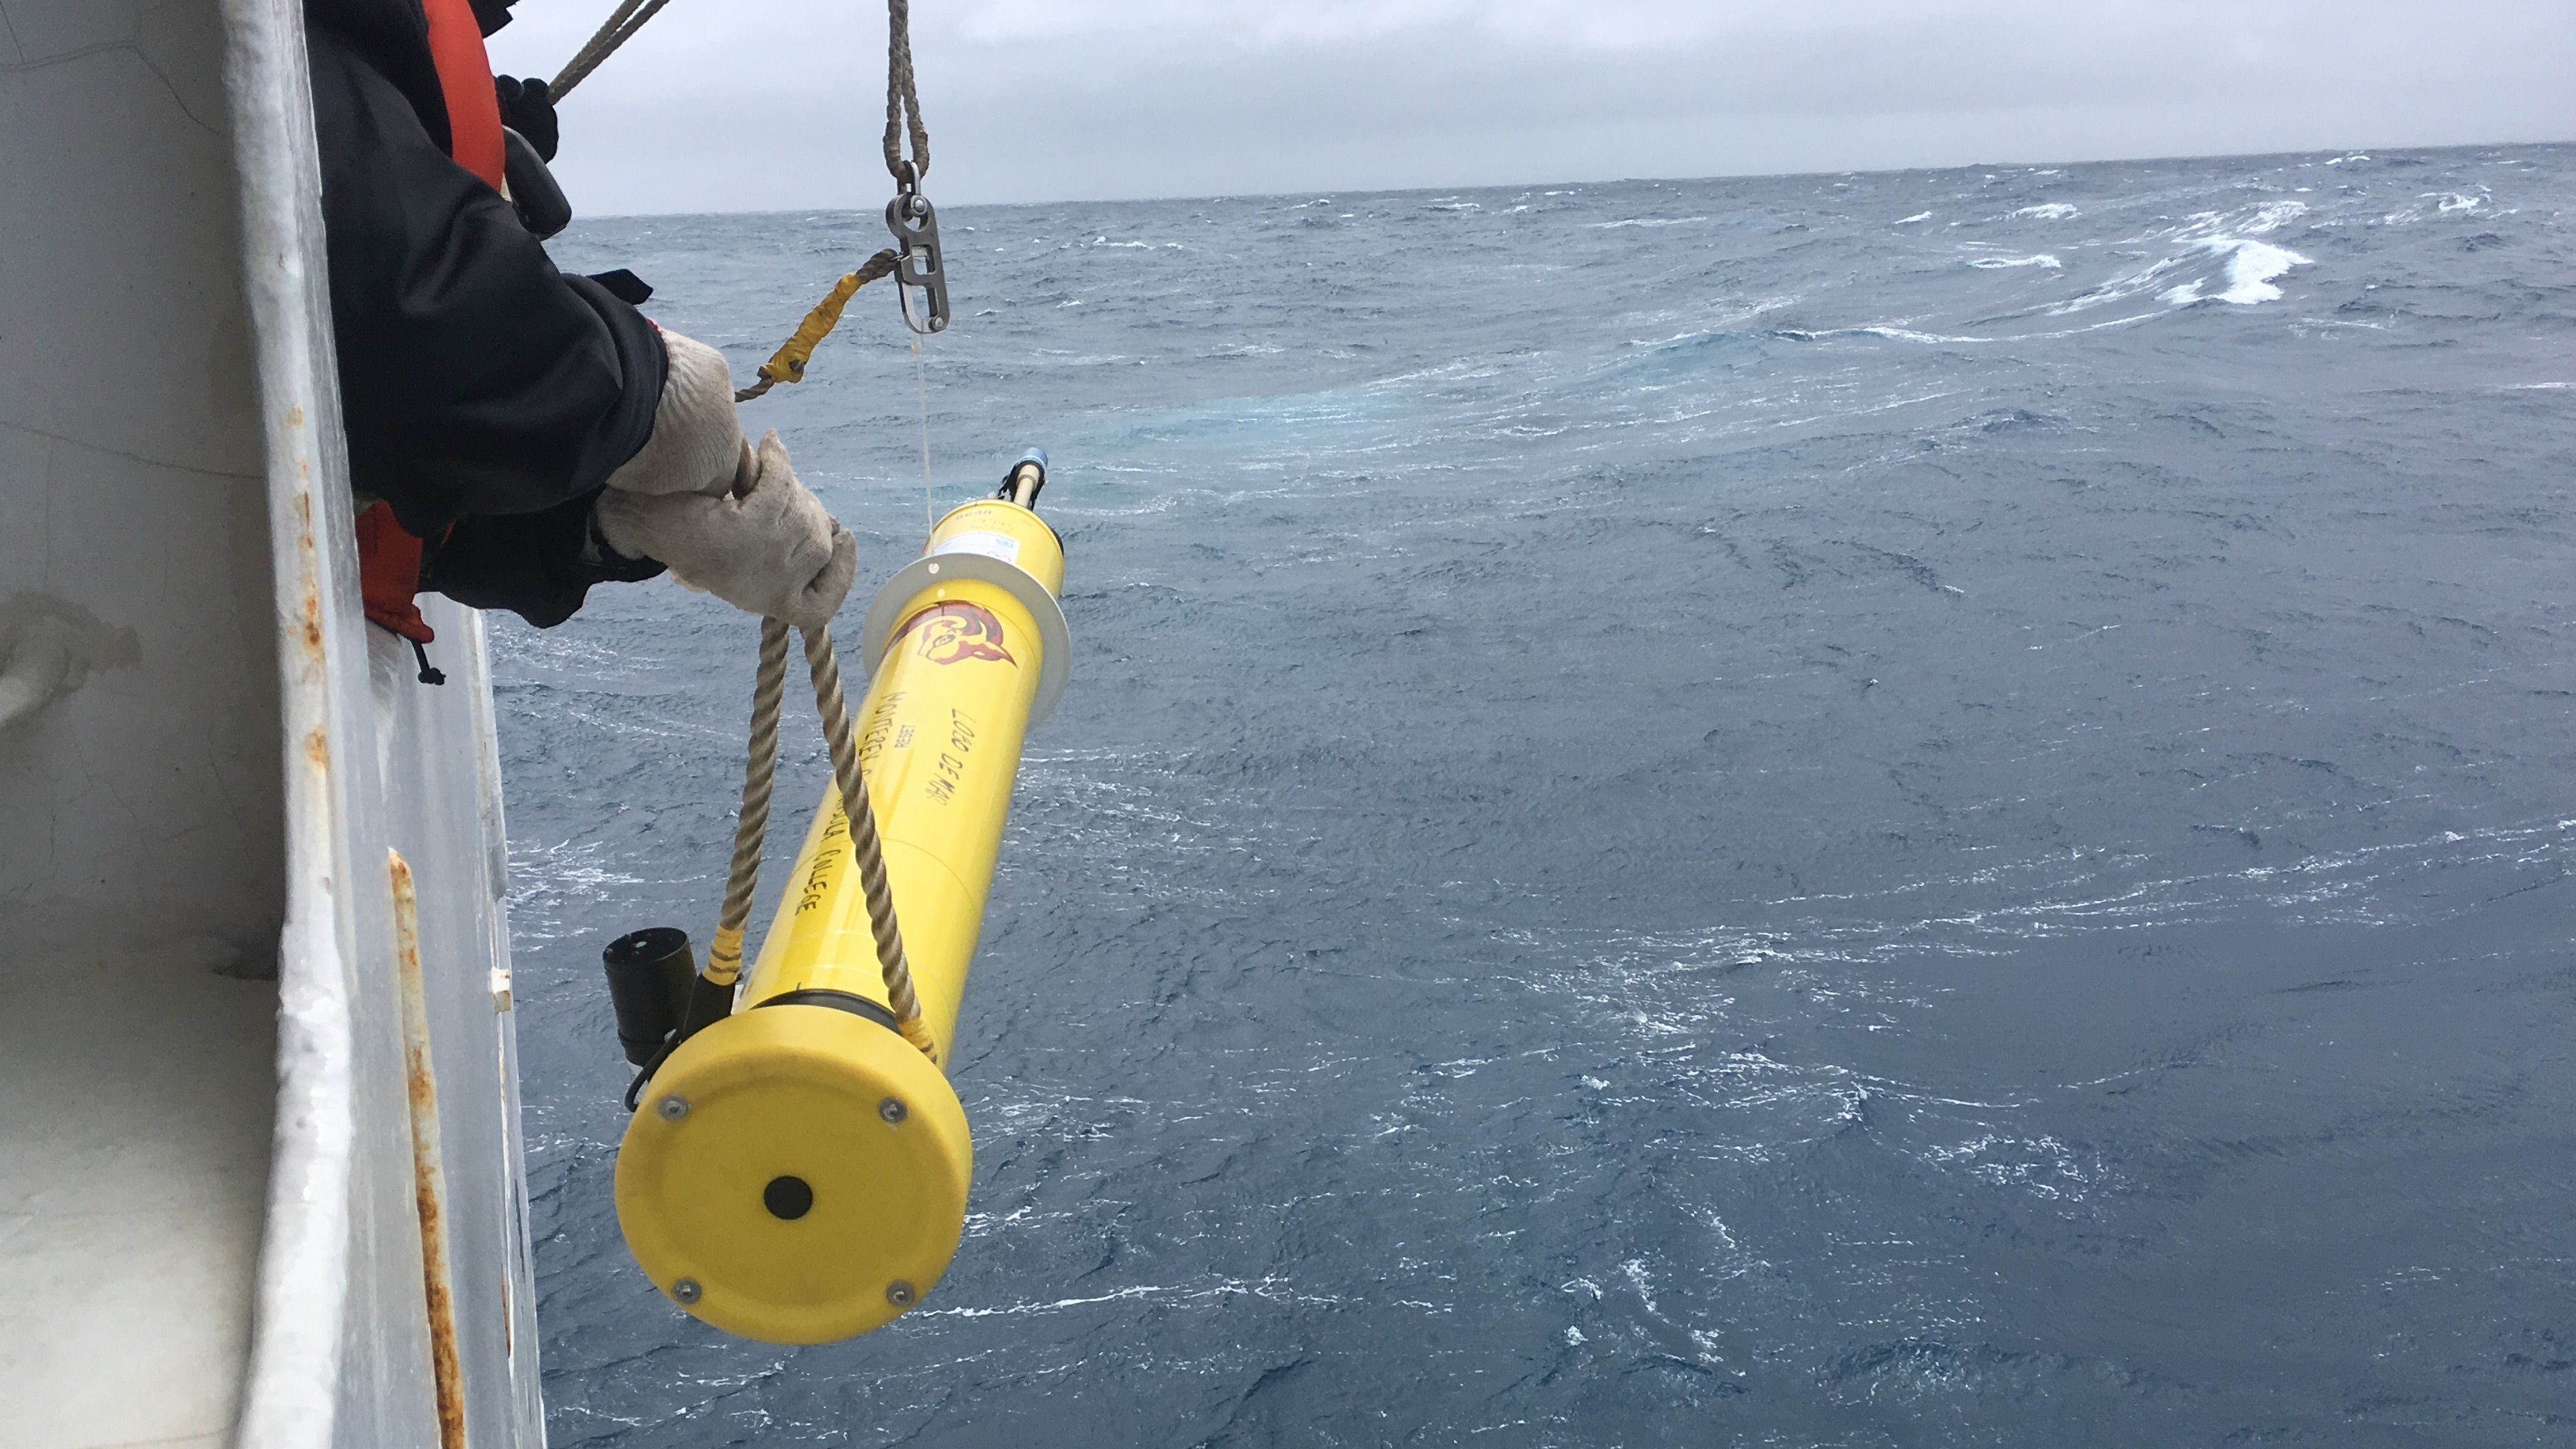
934,531,1022,565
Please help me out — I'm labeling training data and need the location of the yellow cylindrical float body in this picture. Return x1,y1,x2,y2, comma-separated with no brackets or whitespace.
614,493,1069,1345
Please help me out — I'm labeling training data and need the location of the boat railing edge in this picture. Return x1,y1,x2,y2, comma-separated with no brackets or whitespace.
222,1,365,1443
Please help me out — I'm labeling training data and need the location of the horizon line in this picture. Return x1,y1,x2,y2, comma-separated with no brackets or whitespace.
560,135,2576,223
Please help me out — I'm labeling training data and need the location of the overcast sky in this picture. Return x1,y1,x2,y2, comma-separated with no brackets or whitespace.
486,0,2576,213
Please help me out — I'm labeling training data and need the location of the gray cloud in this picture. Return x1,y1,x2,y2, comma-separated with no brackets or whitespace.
486,0,2576,212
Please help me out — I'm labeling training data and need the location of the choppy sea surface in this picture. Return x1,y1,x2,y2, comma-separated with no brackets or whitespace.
508,146,2576,1446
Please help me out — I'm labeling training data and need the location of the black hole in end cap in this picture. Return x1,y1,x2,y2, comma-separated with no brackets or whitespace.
763,1175,814,1221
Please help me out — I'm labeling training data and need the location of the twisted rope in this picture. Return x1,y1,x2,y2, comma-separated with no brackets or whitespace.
550,0,674,99
706,617,791,985
884,0,928,185
802,624,938,1058
700,619,936,1060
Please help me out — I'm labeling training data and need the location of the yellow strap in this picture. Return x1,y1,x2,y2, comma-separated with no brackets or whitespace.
755,270,867,387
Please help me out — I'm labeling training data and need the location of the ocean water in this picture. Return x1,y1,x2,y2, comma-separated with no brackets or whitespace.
506,146,2576,1446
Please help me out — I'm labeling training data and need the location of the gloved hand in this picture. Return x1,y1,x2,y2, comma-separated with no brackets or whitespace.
493,75,558,161
594,332,858,629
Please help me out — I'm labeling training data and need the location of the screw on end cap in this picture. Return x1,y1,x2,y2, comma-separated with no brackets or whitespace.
886,1280,916,1307
878,1097,909,1124
657,1094,689,1121
672,1278,702,1304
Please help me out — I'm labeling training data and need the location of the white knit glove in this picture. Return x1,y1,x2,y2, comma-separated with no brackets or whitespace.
594,332,857,629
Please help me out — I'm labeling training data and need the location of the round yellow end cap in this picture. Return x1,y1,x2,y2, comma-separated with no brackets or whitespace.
614,1001,972,1343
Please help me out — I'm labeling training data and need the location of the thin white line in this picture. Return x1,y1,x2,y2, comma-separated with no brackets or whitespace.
913,332,934,535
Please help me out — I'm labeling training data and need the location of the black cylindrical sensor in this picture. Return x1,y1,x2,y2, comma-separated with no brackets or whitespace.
602,927,696,1065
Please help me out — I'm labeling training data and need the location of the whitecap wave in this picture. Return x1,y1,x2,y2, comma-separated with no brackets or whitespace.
1590,216,1711,229
2046,203,2312,315
2012,203,2080,220
1967,253,2063,270
2194,238,2313,304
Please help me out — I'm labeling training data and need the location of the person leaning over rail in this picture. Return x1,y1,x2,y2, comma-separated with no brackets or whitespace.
304,0,856,641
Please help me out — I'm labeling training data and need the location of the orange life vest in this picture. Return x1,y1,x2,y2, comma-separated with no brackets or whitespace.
353,0,508,644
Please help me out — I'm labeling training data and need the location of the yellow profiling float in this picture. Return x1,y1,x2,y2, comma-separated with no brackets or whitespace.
614,460,1070,1344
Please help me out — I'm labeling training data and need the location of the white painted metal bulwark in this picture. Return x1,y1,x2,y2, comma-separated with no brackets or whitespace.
1,1,547,1446
223,0,549,1443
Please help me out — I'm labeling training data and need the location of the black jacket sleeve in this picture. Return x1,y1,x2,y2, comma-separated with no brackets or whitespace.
307,9,665,623
422,484,665,628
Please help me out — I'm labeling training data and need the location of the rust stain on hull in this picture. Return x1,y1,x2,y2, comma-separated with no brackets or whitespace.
392,850,469,1449
292,491,325,662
